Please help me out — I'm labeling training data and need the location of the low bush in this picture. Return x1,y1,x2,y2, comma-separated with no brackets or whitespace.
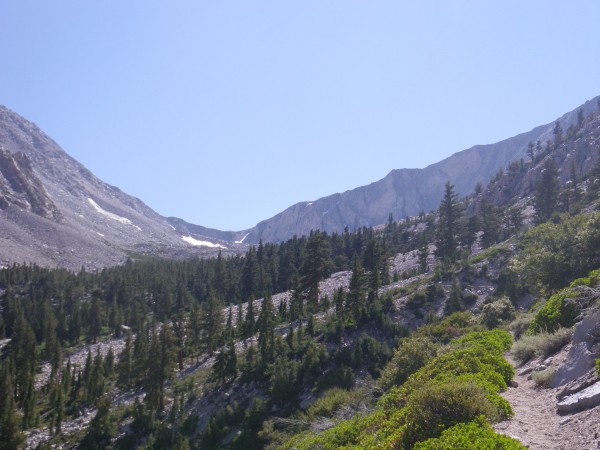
302,388,370,420
414,416,526,449
378,335,440,390
532,368,556,388
450,329,513,355
392,345,514,400
480,297,516,329
529,290,580,334
511,328,572,364
509,313,534,340
470,245,510,264
401,380,506,448
413,311,482,343
529,268,600,334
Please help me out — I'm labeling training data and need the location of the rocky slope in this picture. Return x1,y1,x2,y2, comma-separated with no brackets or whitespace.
233,96,599,243
0,105,244,269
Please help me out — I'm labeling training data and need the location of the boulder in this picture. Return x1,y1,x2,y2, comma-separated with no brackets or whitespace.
557,382,600,414
551,308,600,388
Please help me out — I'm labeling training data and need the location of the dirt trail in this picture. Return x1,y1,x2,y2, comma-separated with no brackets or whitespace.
494,348,600,450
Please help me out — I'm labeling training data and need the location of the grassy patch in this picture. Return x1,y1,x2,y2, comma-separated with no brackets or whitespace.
470,245,510,264
532,368,556,388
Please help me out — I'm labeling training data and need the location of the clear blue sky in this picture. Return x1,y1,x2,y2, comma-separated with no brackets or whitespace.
1,2,599,230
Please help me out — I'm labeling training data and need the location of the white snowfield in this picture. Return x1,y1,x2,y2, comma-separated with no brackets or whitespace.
234,233,249,244
88,198,141,231
182,235,227,249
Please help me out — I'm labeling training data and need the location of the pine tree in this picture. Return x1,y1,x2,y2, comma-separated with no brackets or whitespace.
187,301,203,361
257,292,275,364
346,255,368,323
214,252,230,300
0,361,24,449
505,206,523,237
527,141,535,163
48,380,64,435
143,324,178,411
224,339,237,381
201,293,224,355
117,331,133,388
567,161,582,213
243,295,256,338
577,108,585,129
300,231,332,313
362,239,383,300
11,313,36,411
418,236,429,273
553,120,563,147
212,350,228,383
80,395,114,449
286,323,296,351
306,314,315,338
534,159,560,223
445,276,464,314
87,293,103,344
480,200,500,248
269,356,299,403
435,182,462,262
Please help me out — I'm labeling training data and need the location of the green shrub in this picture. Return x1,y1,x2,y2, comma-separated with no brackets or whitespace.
480,297,516,329
414,416,526,449
397,343,515,397
511,328,572,364
470,245,510,264
378,335,440,390
529,290,580,334
529,267,600,334
302,388,369,420
401,380,507,448
512,214,600,292
283,330,515,450
413,311,482,343
451,329,513,355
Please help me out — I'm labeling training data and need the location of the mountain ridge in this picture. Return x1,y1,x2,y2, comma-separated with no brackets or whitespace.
0,105,245,269
0,96,598,268
219,95,598,243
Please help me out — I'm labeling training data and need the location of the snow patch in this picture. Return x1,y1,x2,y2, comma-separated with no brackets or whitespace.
96,232,105,237
88,198,141,231
235,233,249,244
182,235,227,249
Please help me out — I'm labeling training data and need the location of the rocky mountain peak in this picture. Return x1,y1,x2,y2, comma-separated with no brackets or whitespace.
0,105,243,269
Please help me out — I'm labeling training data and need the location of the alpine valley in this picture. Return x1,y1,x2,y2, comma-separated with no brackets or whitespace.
2,96,600,450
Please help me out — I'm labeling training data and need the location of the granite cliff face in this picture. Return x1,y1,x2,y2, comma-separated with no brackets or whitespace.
0,148,61,220
0,105,243,269
237,96,600,243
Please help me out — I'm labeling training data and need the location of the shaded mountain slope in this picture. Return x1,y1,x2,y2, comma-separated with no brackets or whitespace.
0,105,244,269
